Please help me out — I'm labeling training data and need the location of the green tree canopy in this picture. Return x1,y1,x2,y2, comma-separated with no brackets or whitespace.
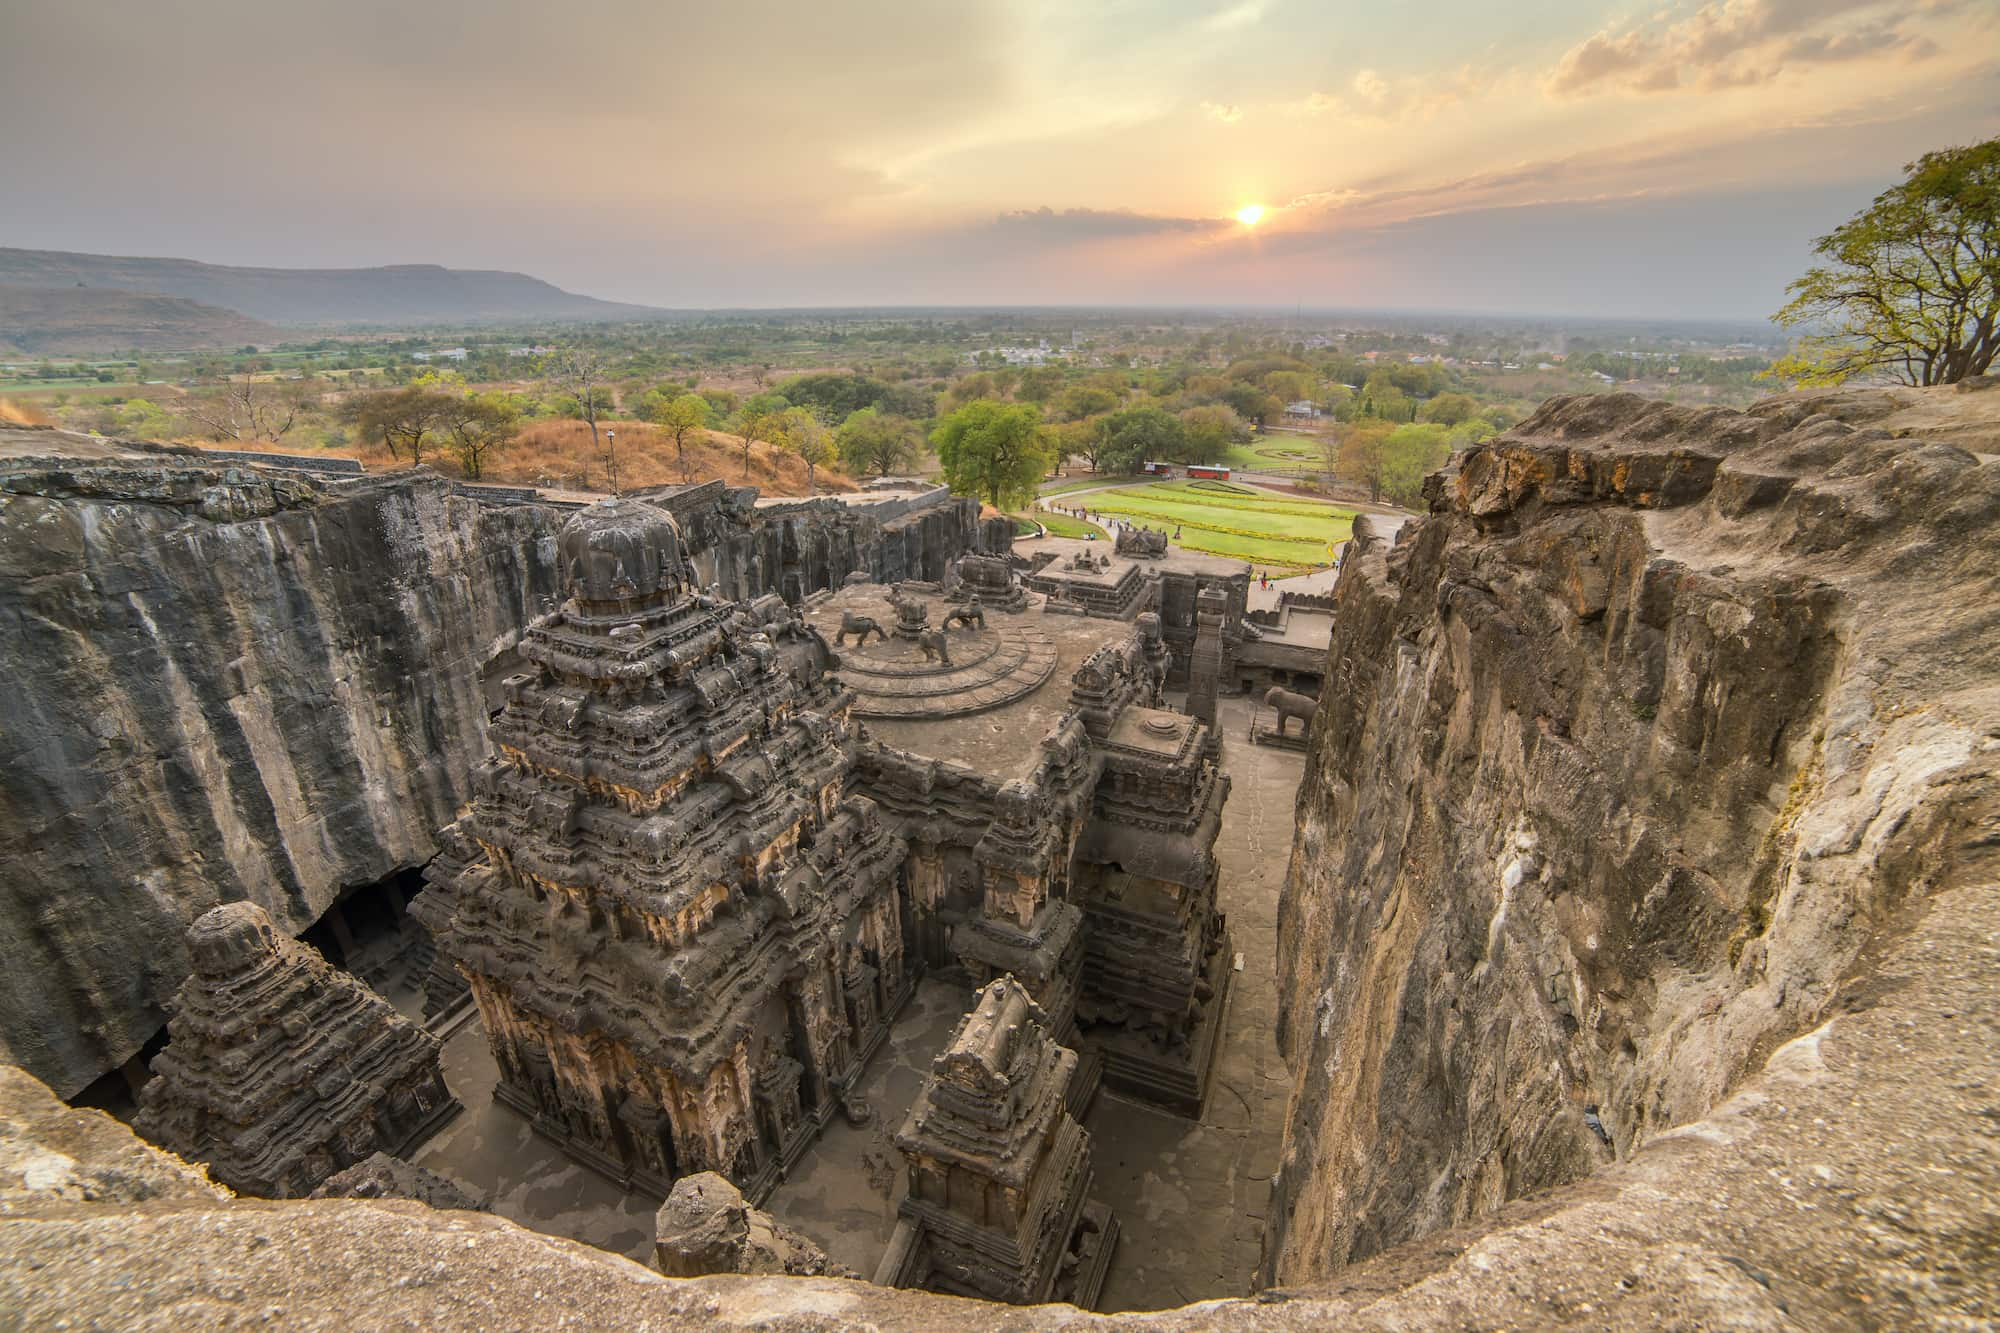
836,406,921,478
774,405,835,491
643,391,711,482
1379,423,1452,507
1098,404,1189,473
1054,382,1123,421
1771,137,2000,386
1176,404,1250,462
775,372,932,421
930,400,1053,508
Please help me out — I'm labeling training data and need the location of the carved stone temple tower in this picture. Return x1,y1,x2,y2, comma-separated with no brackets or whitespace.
875,976,1118,1309
422,498,909,1202
134,901,458,1198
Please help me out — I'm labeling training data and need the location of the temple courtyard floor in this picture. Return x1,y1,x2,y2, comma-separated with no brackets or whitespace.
412,691,1302,1308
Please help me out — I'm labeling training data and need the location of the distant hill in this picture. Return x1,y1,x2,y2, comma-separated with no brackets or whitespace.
0,284,281,354
0,248,658,328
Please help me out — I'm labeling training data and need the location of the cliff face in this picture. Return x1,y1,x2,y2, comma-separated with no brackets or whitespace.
1265,389,1999,1283
0,441,1005,1100
0,455,562,1097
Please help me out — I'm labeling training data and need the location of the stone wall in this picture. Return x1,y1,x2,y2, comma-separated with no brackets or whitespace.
0,461,561,1098
0,455,1001,1099
1264,389,1999,1285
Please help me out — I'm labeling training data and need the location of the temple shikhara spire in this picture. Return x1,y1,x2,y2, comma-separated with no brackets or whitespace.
134,901,458,1198
425,497,910,1199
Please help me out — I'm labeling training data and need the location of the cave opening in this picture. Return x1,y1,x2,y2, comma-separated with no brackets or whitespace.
298,866,431,1023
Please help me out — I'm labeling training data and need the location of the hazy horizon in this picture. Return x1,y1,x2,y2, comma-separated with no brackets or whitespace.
5,0,1997,322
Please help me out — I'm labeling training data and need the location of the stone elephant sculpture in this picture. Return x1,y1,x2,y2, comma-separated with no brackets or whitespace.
917,628,952,666
1264,686,1319,739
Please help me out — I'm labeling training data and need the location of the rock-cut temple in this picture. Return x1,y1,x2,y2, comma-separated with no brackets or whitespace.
422,495,1240,1302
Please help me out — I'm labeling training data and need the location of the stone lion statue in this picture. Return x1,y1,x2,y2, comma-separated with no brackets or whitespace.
834,612,886,647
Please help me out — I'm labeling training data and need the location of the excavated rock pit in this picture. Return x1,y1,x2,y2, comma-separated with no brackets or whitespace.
0,385,1995,1327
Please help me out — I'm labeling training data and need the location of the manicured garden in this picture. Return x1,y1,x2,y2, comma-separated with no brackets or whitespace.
1081,480,1353,570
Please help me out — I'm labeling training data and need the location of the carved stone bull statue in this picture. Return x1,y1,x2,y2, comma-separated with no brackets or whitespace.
917,628,952,666
1264,686,1319,739
834,612,886,647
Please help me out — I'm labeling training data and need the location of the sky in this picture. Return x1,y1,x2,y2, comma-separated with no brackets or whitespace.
2,0,1997,319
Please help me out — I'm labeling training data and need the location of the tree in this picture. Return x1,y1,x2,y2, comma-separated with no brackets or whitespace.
931,400,1053,508
1771,138,2000,386
446,393,519,480
1053,383,1122,421
1221,383,1283,429
541,345,613,481
945,371,999,410
185,375,308,442
732,408,780,480
1098,404,1188,473
1177,404,1250,462
645,391,710,483
1015,365,1063,403
836,407,920,478
1330,420,1394,502
342,386,457,466
776,406,835,491
1421,392,1479,426
1378,423,1452,507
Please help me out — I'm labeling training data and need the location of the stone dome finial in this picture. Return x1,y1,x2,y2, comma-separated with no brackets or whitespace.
558,498,691,607
187,901,279,977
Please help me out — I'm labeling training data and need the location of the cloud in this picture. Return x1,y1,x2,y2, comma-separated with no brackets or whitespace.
1291,65,1487,123
1544,0,1953,97
993,207,1225,238
1200,100,1244,123
1202,1,1268,33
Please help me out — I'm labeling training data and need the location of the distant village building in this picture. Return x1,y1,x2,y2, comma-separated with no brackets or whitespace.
1283,401,1319,420
412,348,468,363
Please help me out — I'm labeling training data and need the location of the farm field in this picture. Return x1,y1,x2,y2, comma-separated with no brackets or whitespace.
1086,480,1353,570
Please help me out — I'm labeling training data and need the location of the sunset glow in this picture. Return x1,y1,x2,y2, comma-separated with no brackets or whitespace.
3,1,1996,314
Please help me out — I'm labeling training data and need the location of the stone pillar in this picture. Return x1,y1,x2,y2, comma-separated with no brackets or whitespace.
1187,585,1226,732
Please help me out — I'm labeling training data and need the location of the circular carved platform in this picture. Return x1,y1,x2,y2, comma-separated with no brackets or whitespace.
827,623,1059,720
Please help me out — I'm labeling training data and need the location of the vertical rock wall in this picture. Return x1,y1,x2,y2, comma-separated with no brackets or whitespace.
0,464,562,1098
0,457,1003,1099
1264,391,1999,1284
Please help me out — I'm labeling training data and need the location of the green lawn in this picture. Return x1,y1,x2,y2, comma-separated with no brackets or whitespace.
1088,482,1353,570
1019,509,1107,540
1039,474,1141,496
1221,434,1325,472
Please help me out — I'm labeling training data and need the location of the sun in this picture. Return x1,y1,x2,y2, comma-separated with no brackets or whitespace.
1235,203,1265,226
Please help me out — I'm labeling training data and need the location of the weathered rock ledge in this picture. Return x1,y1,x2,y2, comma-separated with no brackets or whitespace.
1266,388,1998,1312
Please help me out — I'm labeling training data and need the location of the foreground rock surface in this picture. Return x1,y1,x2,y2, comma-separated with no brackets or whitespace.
1266,388,1999,1297
3,869,1994,1325
655,1172,853,1279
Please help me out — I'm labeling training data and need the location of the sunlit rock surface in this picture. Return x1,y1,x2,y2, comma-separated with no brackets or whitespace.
1265,388,1999,1297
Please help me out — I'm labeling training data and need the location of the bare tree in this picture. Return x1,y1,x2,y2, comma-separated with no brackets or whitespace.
185,375,307,443
542,346,615,487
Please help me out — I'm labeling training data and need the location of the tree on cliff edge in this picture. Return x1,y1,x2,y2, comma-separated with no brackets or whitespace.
1771,137,2000,387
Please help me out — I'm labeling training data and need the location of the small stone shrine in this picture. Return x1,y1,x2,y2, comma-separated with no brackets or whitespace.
134,901,458,1199
875,977,1117,1308
421,498,909,1203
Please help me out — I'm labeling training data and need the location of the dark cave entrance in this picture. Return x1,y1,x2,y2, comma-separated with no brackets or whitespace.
298,865,431,1023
